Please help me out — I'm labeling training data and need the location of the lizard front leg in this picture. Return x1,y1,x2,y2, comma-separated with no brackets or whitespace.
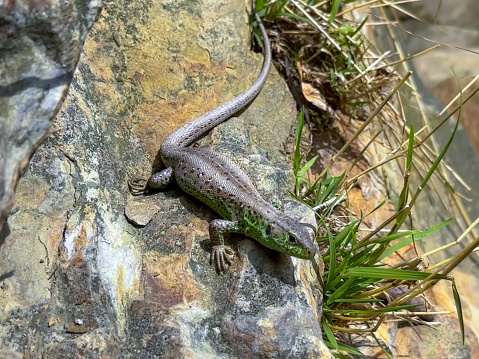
209,219,241,274
129,167,175,195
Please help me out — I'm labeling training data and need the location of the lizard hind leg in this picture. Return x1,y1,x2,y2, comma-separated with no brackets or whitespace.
128,167,175,196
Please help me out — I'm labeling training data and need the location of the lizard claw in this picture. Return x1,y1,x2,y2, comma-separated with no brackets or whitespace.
210,245,234,274
128,178,148,196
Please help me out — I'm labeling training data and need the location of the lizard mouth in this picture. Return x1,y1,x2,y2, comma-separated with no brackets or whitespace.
306,248,316,259
281,241,316,259
297,241,317,259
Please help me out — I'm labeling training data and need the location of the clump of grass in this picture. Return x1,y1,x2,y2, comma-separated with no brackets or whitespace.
252,0,479,357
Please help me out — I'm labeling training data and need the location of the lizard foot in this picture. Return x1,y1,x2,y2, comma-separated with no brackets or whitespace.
210,245,234,274
128,178,148,196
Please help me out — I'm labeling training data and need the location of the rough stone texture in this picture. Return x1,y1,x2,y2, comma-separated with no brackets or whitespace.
0,0,330,357
350,1,479,356
395,2,479,354
400,0,479,88
0,0,102,229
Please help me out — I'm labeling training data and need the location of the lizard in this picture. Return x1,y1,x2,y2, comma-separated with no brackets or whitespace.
129,8,317,273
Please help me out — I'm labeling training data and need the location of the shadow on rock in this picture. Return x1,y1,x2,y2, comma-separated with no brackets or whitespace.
0,221,10,249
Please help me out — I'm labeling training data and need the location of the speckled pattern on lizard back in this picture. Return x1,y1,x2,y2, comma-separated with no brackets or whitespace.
129,8,316,273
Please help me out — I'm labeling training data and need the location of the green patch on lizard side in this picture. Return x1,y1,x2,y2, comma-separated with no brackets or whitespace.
243,209,268,241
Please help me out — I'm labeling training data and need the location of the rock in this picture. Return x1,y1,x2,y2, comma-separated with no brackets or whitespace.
0,0,331,357
0,0,102,229
125,196,163,227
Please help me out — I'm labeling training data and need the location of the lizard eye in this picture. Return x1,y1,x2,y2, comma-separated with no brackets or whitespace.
288,235,296,243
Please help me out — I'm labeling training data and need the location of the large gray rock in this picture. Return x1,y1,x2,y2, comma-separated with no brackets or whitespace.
0,0,330,357
0,0,102,230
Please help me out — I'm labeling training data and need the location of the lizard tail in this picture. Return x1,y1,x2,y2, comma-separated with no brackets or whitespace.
160,7,271,153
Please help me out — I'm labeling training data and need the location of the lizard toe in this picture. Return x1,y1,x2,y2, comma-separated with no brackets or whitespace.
128,178,148,196
211,245,233,274
218,253,226,274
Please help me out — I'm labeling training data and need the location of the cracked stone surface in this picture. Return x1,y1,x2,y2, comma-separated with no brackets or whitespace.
0,0,102,229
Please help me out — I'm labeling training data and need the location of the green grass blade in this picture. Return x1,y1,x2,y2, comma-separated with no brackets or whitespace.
348,247,378,268
341,282,377,297
271,0,290,19
350,15,368,37
372,332,393,359
329,0,342,23
353,230,417,251
452,279,465,345
344,267,448,281
317,172,346,204
254,0,266,12
334,341,363,355
387,100,460,240
327,277,356,304
322,318,338,349
326,228,337,288
294,107,305,175
413,115,461,206
276,12,315,26
333,298,382,303
295,155,318,194
379,218,452,260
365,197,388,217
324,276,343,292
406,124,414,173
325,304,418,314
332,223,353,247
299,156,319,177
446,75,465,345
397,124,414,211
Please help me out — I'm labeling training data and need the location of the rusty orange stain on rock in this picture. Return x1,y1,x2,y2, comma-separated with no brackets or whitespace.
134,89,222,159
73,225,88,254
142,252,202,307
69,253,85,267
45,214,69,262
258,318,276,339
161,216,209,253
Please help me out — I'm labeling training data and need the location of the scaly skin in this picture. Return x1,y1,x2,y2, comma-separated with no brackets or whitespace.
129,9,316,273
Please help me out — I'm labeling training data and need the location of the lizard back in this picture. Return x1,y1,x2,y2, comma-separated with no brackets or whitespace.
166,148,275,221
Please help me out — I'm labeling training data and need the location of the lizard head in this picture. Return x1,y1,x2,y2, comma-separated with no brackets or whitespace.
245,213,317,260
